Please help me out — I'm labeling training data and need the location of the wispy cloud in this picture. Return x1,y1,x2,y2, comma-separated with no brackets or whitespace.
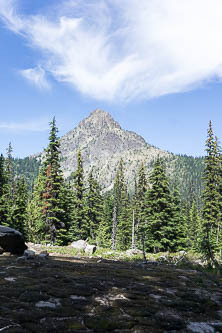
20,66,50,90
1,0,222,101
0,120,49,132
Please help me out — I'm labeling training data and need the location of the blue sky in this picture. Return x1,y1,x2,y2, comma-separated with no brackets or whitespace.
0,0,222,158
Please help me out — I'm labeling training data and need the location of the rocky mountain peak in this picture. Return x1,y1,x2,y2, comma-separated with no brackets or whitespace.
59,109,171,190
79,109,121,131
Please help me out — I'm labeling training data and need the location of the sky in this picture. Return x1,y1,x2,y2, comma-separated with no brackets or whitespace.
0,0,222,158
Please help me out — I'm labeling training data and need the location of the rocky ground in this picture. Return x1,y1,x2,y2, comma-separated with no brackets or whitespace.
0,249,222,333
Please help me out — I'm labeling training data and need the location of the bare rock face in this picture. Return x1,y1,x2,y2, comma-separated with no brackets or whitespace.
0,225,27,255
59,109,171,191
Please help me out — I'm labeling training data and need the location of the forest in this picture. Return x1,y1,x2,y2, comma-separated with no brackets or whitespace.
0,118,221,268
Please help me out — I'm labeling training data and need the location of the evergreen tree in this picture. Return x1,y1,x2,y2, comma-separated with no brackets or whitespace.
201,121,221,266
171,185,187,250
0,144,15,227
97,192,113,248
42,117,66,243
69,150,88,240
12,177,28,236
112,159,131,250
27,168,47,243
86,169,103,242
0,154,9,225
144,159,179,252
27,118,68,244
135,163,148,251
189,199,202,251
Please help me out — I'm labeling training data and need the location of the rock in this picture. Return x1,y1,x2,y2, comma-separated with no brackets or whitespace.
0,246,3,254
0,226,27,254
179,250,187,256
16,256,27,262
70,240,87,251
187,322,214,333
36,298,61,309
85,244,96,255
24,249,35,259
37,252,49,260
126,248,143,257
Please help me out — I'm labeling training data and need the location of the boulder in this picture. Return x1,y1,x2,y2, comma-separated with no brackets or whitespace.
0,225,27,255
70,240,87,251
126,248,143,257
85,244,96,255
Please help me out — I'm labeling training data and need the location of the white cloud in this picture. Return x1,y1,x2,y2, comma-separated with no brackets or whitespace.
1,0,222,101
0,120,49,132
20,66,50,90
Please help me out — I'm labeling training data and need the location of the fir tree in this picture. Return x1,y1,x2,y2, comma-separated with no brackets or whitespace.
27,169,47,243
27,118,67,244
189,199,202,251
0,154,9,225
69,150,88,240
135,163,148,250
97,192,113,248
42,117,66,243
144,159,179,252
201,121,221,266
112,159,131,250
86,169,103,242
12,177,28,236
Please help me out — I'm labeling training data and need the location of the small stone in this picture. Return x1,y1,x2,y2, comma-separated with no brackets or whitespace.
36,298,61,309
70,295,87,300
16,256,27,262
24,249,35,258
187,322,215,333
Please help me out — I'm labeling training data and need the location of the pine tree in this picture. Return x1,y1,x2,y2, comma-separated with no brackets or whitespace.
69,150,88,241
144,159,179,252
12,177,28,236
112,159,131,250
135,163,148,250
27,118,68,244
189,199,202,251
0,154,9,225
97,192,113,248
0,144,15,227
86,169,103,242
171,185,187,251
201,121,221,266
42,117,66,243
26,169,47,243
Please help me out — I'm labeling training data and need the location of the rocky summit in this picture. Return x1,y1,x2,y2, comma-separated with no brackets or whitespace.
59,109,171,191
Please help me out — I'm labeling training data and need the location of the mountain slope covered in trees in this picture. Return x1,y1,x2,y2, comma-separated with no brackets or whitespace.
12,109,204,201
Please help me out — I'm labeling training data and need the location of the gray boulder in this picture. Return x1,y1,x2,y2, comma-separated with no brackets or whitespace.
70,240,87,251
85,244,96,255
0,225,27,255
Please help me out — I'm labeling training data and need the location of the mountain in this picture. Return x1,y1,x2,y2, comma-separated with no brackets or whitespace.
13,109,204,200
59,109,171,191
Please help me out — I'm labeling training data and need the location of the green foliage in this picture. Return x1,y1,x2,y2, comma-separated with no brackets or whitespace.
144,159,183,252
111,159,131,250
86,169,103,241
12,176,28,236
201,121,221,267
69,150,88,241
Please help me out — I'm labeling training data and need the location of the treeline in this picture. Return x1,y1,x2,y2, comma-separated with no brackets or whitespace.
0,119,221,267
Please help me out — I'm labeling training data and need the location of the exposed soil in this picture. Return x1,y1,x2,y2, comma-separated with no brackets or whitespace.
0,252,222,333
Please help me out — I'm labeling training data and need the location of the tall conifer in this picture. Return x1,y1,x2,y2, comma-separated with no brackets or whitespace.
201,121,221,266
